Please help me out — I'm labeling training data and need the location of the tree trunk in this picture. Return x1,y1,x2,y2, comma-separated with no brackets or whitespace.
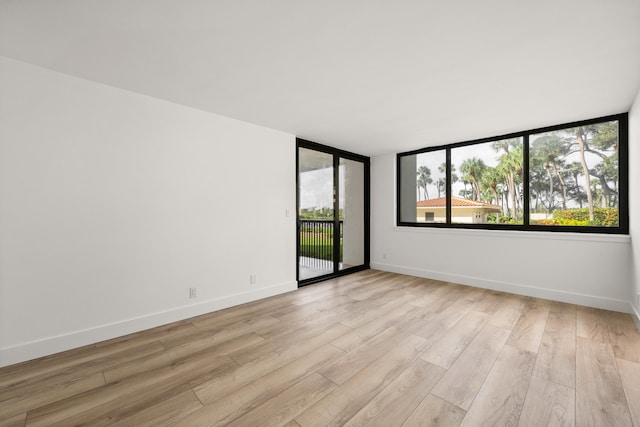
545,163,554,214
598,176,609,207
551,160,567,209
576,128,594,221
470,178,479,200
573,172,582,208
533,172,541,212
503,190,509,216
508,172,517,219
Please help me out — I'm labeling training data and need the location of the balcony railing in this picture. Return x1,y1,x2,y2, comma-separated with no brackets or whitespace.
299,219,343,269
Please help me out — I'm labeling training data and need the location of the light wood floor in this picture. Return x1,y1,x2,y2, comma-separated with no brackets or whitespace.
2,270,640,426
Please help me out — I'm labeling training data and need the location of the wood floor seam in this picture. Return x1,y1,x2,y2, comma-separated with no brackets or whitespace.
0,270,638,427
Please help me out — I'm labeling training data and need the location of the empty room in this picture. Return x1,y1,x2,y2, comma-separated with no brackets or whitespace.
2,1,640,426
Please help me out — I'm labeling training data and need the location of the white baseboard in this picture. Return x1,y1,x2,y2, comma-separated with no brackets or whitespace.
0,280,297,368
371,262,632,314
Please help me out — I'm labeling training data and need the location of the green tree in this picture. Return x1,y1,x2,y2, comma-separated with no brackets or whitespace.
572,126,597,220
530,135,570,212
481,167,501,206
570,124,617,221
566,161,584,208
417,166,432,200
460,158,486,201
495,145,523,220
591,159,618,207
436,178,445,198
459,183,473,199
589,122,619,208
436,162,458,199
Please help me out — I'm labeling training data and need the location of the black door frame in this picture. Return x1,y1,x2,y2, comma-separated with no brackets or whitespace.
296,138,370,286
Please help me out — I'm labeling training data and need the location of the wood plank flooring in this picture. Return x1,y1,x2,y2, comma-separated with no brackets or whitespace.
1,269,640,426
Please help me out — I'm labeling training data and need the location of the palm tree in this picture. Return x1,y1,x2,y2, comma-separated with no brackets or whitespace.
481,167,501,206
460,177,471,199
459,158,486,201
416,166,432,200
437,162,459,184
436,162,458,198
491,139,523,220
496,147,523,220
436,178,445,198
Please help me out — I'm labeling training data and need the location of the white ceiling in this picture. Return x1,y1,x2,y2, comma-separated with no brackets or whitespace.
1,0,640,156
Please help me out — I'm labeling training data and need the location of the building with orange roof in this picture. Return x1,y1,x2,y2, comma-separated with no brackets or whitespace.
416,196,502,223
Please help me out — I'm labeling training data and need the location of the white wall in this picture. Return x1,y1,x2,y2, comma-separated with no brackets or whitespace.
629,87,640,328
371,152,632,314
0,57,297,367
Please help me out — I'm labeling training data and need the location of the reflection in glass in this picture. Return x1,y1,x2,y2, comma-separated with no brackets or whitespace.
414,150,447,223
339,158,365,270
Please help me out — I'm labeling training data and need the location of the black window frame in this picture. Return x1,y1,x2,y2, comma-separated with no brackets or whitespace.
297,138,371,286
396,113,629,234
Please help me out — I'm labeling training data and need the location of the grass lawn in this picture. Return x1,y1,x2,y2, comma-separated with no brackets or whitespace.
299,235,343,261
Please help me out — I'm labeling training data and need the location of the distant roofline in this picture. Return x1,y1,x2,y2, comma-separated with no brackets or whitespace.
416,196,502,210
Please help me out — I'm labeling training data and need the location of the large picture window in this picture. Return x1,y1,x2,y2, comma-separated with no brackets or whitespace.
397,114,628,234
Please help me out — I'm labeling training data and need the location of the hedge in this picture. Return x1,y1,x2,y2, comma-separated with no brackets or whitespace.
551,207,618,226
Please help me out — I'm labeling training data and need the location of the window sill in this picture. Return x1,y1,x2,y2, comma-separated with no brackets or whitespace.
392,224,631,244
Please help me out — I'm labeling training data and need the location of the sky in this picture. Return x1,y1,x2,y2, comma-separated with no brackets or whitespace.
299,165,345,211
415,141,508,199
414,132,614,204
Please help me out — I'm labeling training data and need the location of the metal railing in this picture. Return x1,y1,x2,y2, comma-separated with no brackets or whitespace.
299,219,343,269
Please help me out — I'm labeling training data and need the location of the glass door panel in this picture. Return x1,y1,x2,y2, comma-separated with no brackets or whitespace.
339,158,365,270
297,140,369,285
298,147,335,281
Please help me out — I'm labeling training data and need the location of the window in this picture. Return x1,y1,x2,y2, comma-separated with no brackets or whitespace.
399,149,447,223
450,138,523,224
397,114,628,233
529,121,621,227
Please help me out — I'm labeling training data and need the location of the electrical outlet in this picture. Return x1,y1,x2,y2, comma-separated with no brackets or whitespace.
189,287,197,299
382,253,387,259
637,292,640,305
250,274,257,285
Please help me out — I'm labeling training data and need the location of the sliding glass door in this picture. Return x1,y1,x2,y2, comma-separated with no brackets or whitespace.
298,146,335,280
339,157,366,271
297,139,369,285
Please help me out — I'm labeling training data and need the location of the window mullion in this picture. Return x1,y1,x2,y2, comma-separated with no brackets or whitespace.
523,134,530,227
446,148,451,224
